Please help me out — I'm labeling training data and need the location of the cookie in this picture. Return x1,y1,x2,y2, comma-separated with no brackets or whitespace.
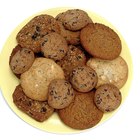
58,91,103,130
80,23,122,60
9,45,35,74
57,45,86,80
21,58,65,101
57,21,80,45
87,56,128,89
48,79,75,109
16,14,60,53
70,66,98,92
56,9,92,31
41,32,68,61
94,84,122,112
13,85,54,122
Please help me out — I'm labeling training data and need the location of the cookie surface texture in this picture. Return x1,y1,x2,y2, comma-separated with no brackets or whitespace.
94,84,122,112
58,91,103,130
80,23,122,60
87,56,128,89
13,85,54,122
20,58,65,101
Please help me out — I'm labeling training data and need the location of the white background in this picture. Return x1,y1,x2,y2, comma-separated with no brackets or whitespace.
0,0,140,139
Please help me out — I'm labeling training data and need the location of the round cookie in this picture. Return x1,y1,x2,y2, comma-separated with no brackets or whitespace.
9,46,35,74
48,79,75,109
41,32,68,61
58,91,103,130
86,56,128,89
70,66,98,92
57,21,80,45
20,58,65,101
56,9,92,31
94,84,122,112
80,23,122,60
13,85,54,122
57,45,86,80
16,14,60,53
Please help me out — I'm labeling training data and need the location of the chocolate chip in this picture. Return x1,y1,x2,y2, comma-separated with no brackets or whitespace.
105,109,110,112
32,31,40,40
36,26,41,32
59,49,65,53
104,89,107,92
40,107,47,112
41,39,48,46
96,99,102,104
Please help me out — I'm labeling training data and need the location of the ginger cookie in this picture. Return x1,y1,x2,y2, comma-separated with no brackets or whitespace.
41,32,68,61
20,58,65,101
9,45,35,74
58,91,103,130
57,45,86,80
80,23,122,60
48,79,75,109
70,66,98,92
56,9,92,31
13,85,54,122
94,84,122,112
87,56,128,89
16,14,60,53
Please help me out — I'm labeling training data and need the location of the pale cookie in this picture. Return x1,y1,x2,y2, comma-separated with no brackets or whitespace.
21,58,65,101
48,79,75,109
80,23,122,60
94,84,122,112
58,91,103,130
13,85,54,122
87,56,128,89
10,46,35,74
70,66,98,92
56,9,92,31
17,14,60,53
41,32,68,61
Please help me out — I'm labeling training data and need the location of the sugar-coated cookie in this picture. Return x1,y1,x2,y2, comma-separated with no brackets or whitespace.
48,79,75,109
80,23,122,60
87,56,128,89
70,66,98,92
21,58,65,101
41,32,68,61
17,14,60,53
94,84,122,112
13,85,54,122
58,91,103,130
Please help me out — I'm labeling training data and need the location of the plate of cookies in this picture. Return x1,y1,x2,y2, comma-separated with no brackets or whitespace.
0,7,133,133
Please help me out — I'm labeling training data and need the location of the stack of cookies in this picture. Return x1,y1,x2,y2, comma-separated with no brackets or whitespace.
9,9,128,130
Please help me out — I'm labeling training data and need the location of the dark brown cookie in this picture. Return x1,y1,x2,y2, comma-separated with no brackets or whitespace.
94,84,122,112
9,45,35,74
16,14,60,53
80,23,122,60
56,9,92,31
57,45,86,80
13,85,54,122
48,79,75,109
41,32,68,61
70,66,98,92
57,21,80,45
58,91,103,130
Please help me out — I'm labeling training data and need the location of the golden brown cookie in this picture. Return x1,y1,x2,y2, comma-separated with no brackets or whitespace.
57,45,86,80
9,46,35,74
80,23,122,60
48,79,75,109
16,14,60,53
70,66,98,92
86,56,128,89
58,91,103,130
41,32,68,61
94,84,122,112
57,21,80,45
56,9,92,31
21,58,65,101
13,85,54,122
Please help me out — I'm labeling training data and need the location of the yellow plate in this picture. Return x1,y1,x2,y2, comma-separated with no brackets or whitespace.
0,7,133,133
